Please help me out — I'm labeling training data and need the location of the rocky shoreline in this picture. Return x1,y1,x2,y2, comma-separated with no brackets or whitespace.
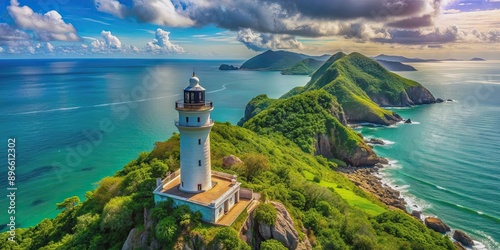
338,162,477,249
338,165,407,210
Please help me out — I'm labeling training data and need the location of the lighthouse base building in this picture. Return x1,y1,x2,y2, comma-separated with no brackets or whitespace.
153,73,256,226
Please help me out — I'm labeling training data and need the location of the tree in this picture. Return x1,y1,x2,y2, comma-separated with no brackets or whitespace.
101,196,133,232
56,196,80,211
241,153,270,181
155,216,178,244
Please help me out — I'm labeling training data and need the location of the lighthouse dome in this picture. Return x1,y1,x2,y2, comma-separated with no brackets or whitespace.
189,75,200,87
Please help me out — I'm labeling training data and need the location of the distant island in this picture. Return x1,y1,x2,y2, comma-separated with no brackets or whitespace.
373,54,486,62
237,50,419,74
219,64,239,70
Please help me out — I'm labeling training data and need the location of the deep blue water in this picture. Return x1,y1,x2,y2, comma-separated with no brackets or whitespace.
0,59,498,249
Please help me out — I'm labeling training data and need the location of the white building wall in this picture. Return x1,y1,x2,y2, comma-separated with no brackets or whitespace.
177,109,213,193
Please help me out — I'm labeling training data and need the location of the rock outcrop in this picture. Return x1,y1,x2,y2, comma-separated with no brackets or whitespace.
411,210,422,221
424,217,450,233
453,230,474,247
241,201,311,250
365,138,385,145
404,119,412,124
222,155,243,168
122,208,159,250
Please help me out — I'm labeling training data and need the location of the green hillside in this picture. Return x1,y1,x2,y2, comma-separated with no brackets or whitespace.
281,58,324,75
1,123,454,250
283,52,435,125
240,50,307,70
242,90,383,166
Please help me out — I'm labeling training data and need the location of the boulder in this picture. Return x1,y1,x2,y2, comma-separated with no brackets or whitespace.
453,241,467,250
366,138,385,145
411,210,422,221
436,98,444,103
404,119,412,124
446,99,454,102
222,155,243,168
424,217,450,233
453,230,474,247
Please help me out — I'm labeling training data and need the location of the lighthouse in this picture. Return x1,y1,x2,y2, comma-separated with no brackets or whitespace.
153,73,255,225
175,72,214,193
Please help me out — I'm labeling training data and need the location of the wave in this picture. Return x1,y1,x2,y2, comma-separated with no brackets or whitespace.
473,230,500,250
206,83,231,93
7,93,181,115
426,197,500,224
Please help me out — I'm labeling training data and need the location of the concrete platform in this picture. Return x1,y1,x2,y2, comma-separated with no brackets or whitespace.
159,175,234,205
216,198,251,226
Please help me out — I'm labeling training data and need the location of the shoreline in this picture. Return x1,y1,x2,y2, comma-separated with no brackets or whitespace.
338,159,490,250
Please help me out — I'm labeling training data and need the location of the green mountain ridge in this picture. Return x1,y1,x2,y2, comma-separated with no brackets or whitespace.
0,122,455,250
281,58,325,75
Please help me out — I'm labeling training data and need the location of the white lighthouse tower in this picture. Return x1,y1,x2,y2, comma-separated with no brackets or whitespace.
175,72,214,193
153,72,254,225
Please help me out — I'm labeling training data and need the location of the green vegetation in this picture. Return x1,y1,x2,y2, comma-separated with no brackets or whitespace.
261,239,288,250
0,122,454,249
242,90,377,165
281,58,324,75
254,203,278,226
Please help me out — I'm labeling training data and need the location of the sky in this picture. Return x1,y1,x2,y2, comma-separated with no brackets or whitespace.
0,0,499,59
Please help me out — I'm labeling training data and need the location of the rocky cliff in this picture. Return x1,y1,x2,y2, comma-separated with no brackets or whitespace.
240,202,311,250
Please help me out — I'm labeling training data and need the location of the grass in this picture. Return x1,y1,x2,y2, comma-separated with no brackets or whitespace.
302,171,386,216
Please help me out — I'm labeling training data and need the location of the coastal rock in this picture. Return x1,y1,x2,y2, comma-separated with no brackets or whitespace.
453,241,467,250
404,119,412,124
222,155,243,168
122,208,157,250
436,98,444,103
424,217,450,233
219,64,238,70
365,138,385,145
270,201,300,249
411,210,422,221
453,230,474,247
346,168,407,210
447,99,454,102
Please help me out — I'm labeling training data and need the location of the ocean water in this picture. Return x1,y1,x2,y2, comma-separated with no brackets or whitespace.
0,59,498,249
358,61,500,250
0,59,308,231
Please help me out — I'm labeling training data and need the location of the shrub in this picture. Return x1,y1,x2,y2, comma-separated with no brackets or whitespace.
155,216,178,244
261,239,287,250
255,203,277,226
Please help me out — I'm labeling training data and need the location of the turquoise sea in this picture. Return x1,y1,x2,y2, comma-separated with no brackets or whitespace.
0,59,498,249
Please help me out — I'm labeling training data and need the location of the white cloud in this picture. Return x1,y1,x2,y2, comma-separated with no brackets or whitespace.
0,23,30,44
0,47,4,53
236,29,303,51
7,0,79,42
94,0,128,18
94,0,193,27
46,42,54,53
145,28,185,53
91,30,122,51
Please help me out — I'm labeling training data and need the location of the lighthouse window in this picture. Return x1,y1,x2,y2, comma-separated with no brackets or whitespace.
198,184,202,191
198,139,201,145
198,160,201,166
186,117,189,123
197,117,200,122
